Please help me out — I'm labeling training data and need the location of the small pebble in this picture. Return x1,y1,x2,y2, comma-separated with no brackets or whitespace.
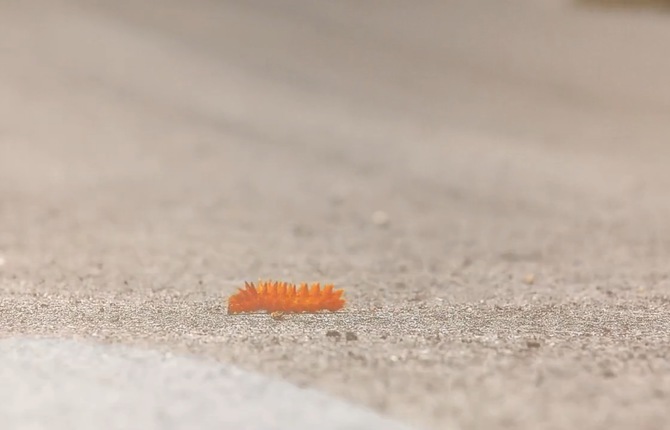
602,368,616,378
526,340,541,348
326,330,341,339
523,273,535,285
371,210,389,226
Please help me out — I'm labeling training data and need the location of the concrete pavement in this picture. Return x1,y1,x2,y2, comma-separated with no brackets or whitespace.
1,1,670,429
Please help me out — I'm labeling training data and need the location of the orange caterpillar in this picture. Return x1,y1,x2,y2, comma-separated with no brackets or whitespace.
227,280,345,314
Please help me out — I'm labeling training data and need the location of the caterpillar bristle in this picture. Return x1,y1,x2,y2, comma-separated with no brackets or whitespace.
227,280,346,314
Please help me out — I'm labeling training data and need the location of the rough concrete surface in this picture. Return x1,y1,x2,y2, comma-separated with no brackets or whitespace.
1,1,670,429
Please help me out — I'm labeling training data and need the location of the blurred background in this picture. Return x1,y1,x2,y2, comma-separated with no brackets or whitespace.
4,0,670,288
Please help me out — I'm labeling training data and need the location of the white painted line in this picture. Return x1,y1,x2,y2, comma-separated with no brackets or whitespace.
0,337,421,430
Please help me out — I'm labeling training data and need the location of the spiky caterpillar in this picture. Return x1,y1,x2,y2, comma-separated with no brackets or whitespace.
227,280,345,314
